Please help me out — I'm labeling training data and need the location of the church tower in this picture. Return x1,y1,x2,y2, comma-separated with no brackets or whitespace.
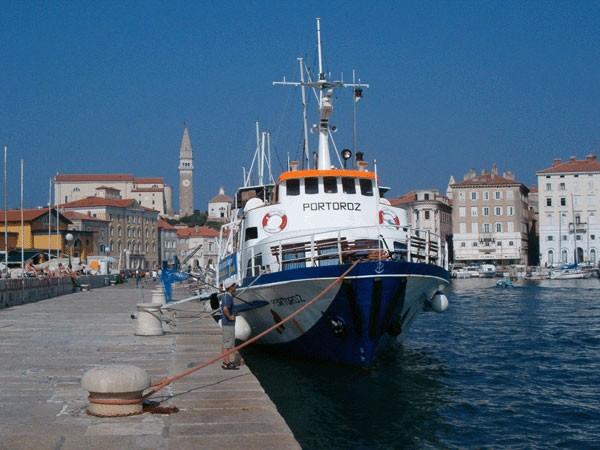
178,125,194,217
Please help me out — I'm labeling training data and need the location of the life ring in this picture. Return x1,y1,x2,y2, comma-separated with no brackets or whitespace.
262,211,288,233
379,210,400,229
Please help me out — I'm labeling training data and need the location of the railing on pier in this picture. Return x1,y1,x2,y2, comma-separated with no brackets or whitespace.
241,225,447,278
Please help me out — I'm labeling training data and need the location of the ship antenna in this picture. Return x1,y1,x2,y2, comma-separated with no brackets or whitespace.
298,57,310,169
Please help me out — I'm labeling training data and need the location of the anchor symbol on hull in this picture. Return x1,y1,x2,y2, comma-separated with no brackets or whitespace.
375,261,385,274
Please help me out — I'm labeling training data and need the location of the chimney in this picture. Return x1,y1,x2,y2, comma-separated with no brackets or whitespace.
481,169,487,175
289,160,299,171
464,169,477,181
503,171,515,181
357,161,369,172
491,163,498,176
552,158,561,167
586,154,597,161
569,155,577,162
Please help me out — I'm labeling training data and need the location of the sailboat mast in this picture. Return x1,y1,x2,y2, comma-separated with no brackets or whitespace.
20,159,24,276
48,178,52,260
3,145,7,272
298,57,310,169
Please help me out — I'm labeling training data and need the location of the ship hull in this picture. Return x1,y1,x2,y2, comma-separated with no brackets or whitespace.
237,261,449,366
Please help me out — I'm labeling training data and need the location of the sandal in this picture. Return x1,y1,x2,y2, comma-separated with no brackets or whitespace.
221,362,239,370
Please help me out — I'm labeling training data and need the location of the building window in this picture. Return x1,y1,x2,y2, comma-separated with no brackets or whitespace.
548,250,554,265
459,207,466,217
483,223,491,233
458,192,465,201
459,223,466,233
495,191,501,200
424,211,430,220
560,182,565,190
546,183,551,191
460,242,466,247
546,198,552,207
471,192,477,200
508,206,514,216
547,235,554,241
560,197,566,206
472,242,478,247
496,223,502,233
483,207,489,216
509,241,514,246
471,207,478,217
494,207,501,216
424,193,430,200
575,215,581,225
591,249,597,264
483,192,489,201
591,234,596,240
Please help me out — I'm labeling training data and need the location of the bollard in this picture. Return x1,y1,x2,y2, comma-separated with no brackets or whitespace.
135,303,164,336
150,286,166,305
81,364,150,417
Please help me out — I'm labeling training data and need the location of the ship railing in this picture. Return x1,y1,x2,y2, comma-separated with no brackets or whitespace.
243,225,447,277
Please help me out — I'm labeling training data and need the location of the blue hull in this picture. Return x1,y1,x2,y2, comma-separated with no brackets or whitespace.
241,261,449,366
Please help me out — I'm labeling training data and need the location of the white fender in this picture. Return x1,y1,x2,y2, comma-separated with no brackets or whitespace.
235,315,252,341
431,293,449,313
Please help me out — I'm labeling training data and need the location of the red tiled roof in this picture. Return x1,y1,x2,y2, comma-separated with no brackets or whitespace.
132,188,164,193
0,208,71,223
209,194,233,203
176,226,220,238
389,192,416,207
61,197,138,209
537,155,600,174
451,173,522,187
135,177,164,184
529,186,538,193
56,173,134,182
157,219,175,230
62,211,109,222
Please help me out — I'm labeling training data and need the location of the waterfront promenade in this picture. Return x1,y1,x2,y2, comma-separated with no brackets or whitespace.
0,282,299,449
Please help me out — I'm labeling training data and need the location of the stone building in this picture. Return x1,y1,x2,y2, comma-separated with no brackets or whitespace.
178,126,195,217
157,219,178,265
390,189,452,254
176,226,219,271
207,187,233,222
55,174,173,217
63,211,110,258
537,154,600,267
448,165,530,265
60,197,159,269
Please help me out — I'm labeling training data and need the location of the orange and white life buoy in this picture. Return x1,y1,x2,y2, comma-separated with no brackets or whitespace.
379,210,400,228
262,211,288,233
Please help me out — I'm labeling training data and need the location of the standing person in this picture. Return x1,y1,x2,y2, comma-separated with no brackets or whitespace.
219,279,238,370
135,269,141,287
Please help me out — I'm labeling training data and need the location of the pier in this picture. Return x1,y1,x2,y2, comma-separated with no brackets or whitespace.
0,282,299,449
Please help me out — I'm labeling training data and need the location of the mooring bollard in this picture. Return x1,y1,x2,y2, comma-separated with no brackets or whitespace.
135,303,164,336
150,286,166,305
81,364,150,417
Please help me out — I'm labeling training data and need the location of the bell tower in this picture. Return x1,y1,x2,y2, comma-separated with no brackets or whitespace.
178,124,194,217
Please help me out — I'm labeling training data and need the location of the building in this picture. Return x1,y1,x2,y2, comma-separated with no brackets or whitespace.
448,165,530,265
537,154,600,267
0,208,81,259
157,219,178,265
55,173,173,217
62,211,110,257
60,197,159,269
176,226,219,271
178,125,194,217
207,187,233,222
390,189,453,255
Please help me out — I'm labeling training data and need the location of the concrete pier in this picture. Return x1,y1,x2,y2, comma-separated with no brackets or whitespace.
0,283,299,449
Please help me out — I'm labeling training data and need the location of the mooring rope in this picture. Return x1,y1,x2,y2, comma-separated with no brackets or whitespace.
143,259,359,399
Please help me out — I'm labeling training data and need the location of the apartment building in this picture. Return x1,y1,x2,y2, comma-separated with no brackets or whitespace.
61,197,159,269
55,173,173,217
537,154,600,266
448,165,530,265
390,189,452,251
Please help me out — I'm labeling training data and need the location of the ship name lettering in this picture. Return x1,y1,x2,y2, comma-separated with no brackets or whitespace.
302,202,361,212
271,294,305,306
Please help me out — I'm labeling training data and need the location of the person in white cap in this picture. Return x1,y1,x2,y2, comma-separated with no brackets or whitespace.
219,279,238,370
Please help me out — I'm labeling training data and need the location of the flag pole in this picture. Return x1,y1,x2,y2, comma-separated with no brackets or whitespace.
20,159,24,277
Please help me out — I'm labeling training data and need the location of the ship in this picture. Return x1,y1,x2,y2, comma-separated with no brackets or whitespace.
216,18,450,366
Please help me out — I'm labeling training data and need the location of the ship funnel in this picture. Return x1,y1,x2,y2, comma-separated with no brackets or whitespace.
289,160,299,171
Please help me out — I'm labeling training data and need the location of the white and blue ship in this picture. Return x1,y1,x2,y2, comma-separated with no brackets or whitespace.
217,19,450,367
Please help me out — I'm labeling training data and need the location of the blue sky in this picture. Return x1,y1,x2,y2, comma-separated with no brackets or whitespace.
2,1,600,210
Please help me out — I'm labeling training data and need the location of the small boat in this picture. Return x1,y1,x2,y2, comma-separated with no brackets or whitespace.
496,278,513,288
479,264,496,278
550,264,593,280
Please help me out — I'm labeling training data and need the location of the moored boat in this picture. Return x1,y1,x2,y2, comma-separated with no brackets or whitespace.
216,19,450,366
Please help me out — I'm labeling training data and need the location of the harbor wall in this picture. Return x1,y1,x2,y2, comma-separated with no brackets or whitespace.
0,275,113,309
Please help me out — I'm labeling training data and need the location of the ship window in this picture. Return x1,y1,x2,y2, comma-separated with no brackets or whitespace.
342,177,356,194
305,177,319,194
324,177,338,193
245,227,258,241
359,179,373,196
286,179,300,196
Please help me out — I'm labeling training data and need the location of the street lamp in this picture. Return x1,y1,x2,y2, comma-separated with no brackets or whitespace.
65,233,73,269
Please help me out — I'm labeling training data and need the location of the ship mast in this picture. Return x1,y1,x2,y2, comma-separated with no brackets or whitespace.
274,18,369,171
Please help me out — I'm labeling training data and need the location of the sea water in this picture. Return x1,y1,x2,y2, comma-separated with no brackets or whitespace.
243,278,600,449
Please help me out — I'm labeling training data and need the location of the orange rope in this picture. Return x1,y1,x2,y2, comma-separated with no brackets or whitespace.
142,260,360,399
